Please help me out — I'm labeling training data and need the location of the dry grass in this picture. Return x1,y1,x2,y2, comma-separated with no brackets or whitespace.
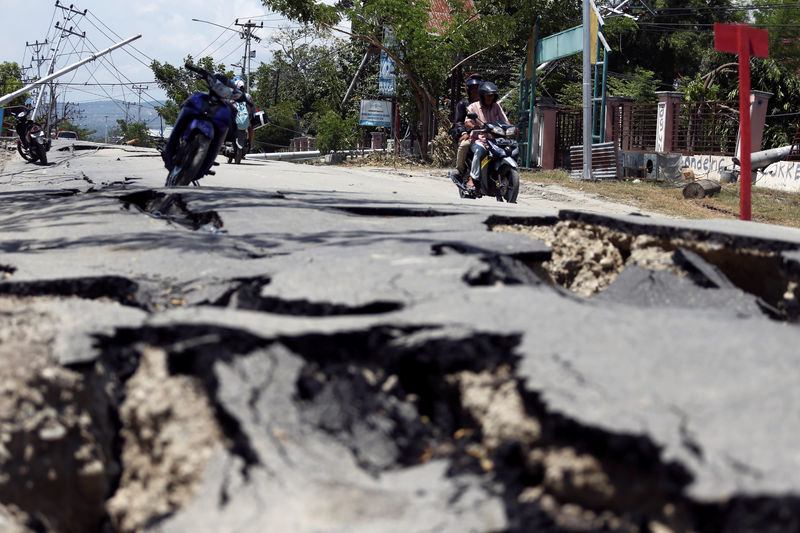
522,169,800,229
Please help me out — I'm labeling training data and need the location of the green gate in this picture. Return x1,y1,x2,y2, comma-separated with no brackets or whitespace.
518,8,611,168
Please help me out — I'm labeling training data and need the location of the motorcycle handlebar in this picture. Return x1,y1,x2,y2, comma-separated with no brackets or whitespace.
185,63,209,78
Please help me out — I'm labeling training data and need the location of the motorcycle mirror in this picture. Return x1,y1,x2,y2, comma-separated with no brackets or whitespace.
466,113,478,120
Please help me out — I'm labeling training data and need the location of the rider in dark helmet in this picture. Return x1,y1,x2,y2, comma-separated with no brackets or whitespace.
450,73,482,174
464,81,508,190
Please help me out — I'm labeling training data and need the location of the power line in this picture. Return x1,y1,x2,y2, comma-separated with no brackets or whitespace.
638,22,800,28
644,3,800,11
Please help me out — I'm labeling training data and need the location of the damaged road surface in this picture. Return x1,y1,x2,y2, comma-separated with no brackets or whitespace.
2,149,800,532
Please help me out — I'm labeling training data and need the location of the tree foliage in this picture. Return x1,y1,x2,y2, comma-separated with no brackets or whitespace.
115,120,155,147
753,0,800,73
612,0,744,88
260,0,520,158
150,56,234,124
0,62,28,107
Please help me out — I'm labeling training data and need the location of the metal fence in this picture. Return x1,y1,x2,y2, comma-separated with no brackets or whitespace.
615,103,658,152
672,101,739,155
788,123,800,161
555,108,582,169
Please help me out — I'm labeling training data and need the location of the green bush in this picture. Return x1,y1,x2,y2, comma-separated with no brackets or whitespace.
315,111,358,155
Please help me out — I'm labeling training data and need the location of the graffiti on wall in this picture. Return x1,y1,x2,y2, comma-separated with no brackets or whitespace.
655,102,666,152
681,154,736,179
759,161,800,193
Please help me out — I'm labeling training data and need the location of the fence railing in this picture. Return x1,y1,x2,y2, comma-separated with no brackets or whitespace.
555,108,582,169
672,101,738,156
788,124,800,161
615,103,658,152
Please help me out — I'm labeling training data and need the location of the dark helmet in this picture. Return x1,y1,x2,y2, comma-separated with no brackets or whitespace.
465,73,482,90
478,81,499,103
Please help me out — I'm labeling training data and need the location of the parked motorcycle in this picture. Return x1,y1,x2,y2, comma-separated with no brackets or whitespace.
449,112,520,203
15,108,50,166
162,63,245,187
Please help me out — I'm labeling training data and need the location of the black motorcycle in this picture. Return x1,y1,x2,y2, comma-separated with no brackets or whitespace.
449,113,520,203
222,128,249,165
15,108,50,166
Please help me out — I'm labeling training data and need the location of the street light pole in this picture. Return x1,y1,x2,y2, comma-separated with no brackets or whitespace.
582,0,592,180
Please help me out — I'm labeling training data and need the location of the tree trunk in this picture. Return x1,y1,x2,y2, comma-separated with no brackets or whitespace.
683,179,721,199
420,98,430,160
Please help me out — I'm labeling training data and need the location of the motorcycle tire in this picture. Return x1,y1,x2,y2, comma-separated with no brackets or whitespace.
234,146,243,165
34,143,48,166
499,166,519,203
165,133,211,187
17,143,33,162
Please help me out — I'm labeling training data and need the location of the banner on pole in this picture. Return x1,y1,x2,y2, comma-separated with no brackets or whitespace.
379,28,397,96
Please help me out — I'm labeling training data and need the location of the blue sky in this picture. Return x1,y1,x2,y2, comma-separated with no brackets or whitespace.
0,0,302,104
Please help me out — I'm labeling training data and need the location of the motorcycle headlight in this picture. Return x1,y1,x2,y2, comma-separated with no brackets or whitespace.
491,125,505,136
506,126,517,137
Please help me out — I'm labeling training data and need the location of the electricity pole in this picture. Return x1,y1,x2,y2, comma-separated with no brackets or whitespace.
104,115,108,143
234,19,262,93
33,0,86,127
132,84,148,122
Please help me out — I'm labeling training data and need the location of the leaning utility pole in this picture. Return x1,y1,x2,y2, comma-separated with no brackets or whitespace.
234,19,262,93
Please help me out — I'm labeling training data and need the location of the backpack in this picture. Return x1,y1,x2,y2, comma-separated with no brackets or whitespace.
235,101,250,130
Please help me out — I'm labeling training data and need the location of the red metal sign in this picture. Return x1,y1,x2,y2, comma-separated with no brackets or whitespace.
715,23,769,221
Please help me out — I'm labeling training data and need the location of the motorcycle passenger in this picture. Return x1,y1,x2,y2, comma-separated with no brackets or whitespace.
450,73,482,175
232,76,256,148
464,81,508,191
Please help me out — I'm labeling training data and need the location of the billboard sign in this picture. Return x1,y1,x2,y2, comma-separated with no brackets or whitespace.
359,99,392,127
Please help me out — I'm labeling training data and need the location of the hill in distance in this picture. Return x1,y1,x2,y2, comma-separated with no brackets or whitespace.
69,100,167,140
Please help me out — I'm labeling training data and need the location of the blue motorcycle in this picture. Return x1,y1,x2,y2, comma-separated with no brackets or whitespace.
163,63,245,187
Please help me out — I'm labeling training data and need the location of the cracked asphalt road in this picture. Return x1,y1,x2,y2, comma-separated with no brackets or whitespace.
2,142,800,532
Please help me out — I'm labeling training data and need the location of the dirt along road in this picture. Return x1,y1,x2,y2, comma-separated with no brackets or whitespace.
2,143,800,532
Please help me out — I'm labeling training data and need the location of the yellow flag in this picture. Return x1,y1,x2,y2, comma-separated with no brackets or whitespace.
590,9,599,64
525,27,536,79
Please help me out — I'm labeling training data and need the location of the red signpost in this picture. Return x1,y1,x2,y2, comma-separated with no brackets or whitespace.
714,23,769,221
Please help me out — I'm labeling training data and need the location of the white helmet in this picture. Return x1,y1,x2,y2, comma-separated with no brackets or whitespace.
233,76,245,91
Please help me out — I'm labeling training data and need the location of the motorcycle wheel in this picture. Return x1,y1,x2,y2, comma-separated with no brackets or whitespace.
34,143,48,166
17,143,33,162
165,133,211,187
499,166,520,203
234,145,243,165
